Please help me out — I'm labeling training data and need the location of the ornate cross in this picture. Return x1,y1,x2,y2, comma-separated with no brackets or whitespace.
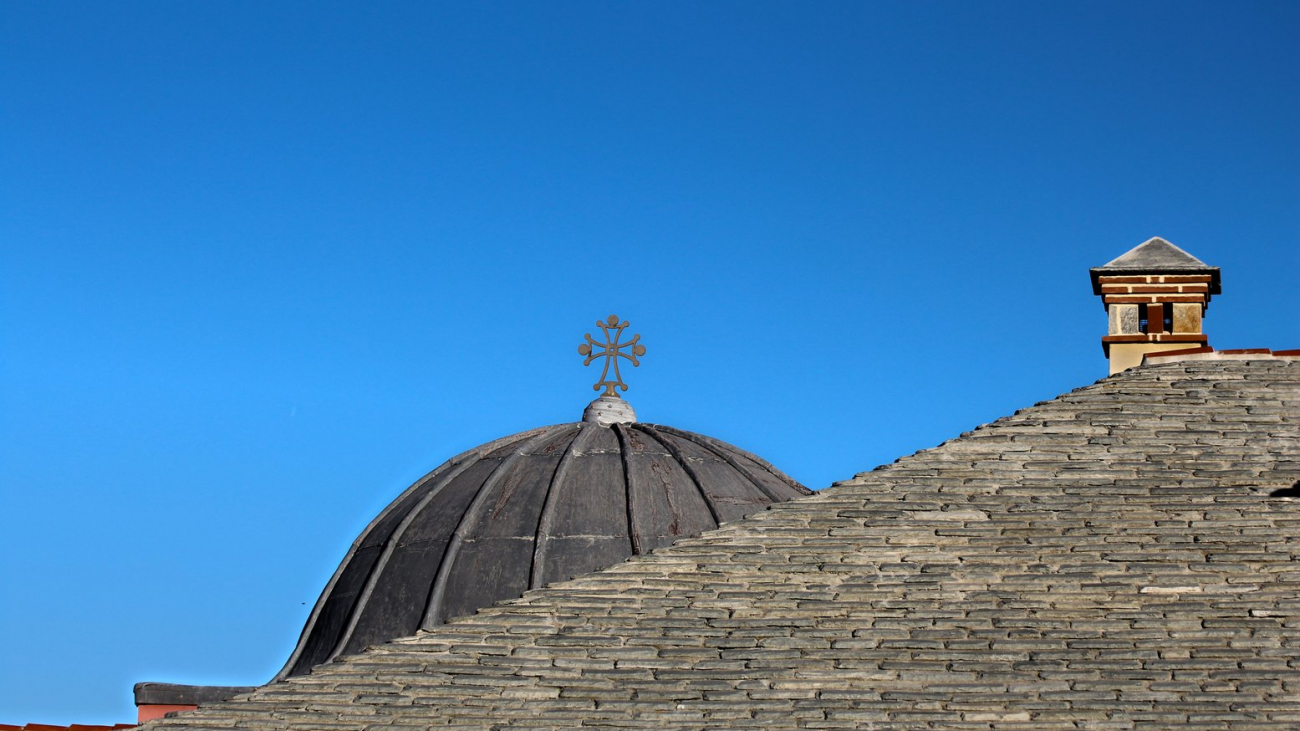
578,314,646,397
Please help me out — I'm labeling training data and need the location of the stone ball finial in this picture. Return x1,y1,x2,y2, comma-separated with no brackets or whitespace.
583,394,637,424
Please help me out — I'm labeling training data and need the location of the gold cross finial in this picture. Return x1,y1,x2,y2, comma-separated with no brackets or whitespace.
578,314,646,397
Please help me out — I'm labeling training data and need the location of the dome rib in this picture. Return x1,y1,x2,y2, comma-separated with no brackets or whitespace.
610,423,643,555
421,428,565,629
614,423,718,553
686,431,783,501
636,425,723,528
530,425,599,590
332,436,508,659
274,427,550,679
274,454,470,678
650,425,806,502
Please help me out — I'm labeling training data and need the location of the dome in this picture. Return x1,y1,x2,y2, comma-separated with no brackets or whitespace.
275,419,809,678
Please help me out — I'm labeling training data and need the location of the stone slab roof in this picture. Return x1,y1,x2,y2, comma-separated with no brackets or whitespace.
143,359,1300,731
1097,237,1214,271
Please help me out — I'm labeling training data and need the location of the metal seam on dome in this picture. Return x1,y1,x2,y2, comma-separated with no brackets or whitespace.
652,425,810,497
326,430,541,664
649,425,794,502
271,430,531,680
704,432,809,494
660,426,784,502
529,425,594,590
421,428,564,629
611,423,641,556
636,425,722,529
275,472,450,678
277,423,564,675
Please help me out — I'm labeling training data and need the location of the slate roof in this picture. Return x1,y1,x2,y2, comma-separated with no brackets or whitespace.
1089,237,1222,294
1098,237,1214,270
142,358,1300,731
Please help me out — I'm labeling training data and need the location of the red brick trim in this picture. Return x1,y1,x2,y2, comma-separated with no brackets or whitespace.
1147,346,1215,357
1103,294,1206,305
1101,334,1208,344
138,703,198,722
1100,284,1209,295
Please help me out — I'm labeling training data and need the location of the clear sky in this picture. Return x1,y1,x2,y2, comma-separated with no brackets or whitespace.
2,1,1297,724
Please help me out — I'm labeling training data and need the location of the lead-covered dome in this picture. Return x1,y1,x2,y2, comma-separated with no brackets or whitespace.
276,419,808,678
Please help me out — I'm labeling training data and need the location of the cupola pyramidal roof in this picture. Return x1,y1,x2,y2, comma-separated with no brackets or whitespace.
134,315,809,719
1089,236,1221,294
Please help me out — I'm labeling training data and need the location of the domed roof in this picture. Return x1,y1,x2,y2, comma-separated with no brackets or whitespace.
275,419,809,678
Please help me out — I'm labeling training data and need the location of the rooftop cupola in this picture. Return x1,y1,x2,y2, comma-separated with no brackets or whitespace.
1090,237,1221,374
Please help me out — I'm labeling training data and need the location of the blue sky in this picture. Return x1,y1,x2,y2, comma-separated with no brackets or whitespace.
2,1,1297,723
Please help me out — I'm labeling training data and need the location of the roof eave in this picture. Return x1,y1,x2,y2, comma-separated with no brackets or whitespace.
1089,265,1222,296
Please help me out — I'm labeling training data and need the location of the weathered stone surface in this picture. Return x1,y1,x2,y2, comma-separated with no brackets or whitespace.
1109,304,1141,335
146,359,1300,731
1173,302,1203,334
